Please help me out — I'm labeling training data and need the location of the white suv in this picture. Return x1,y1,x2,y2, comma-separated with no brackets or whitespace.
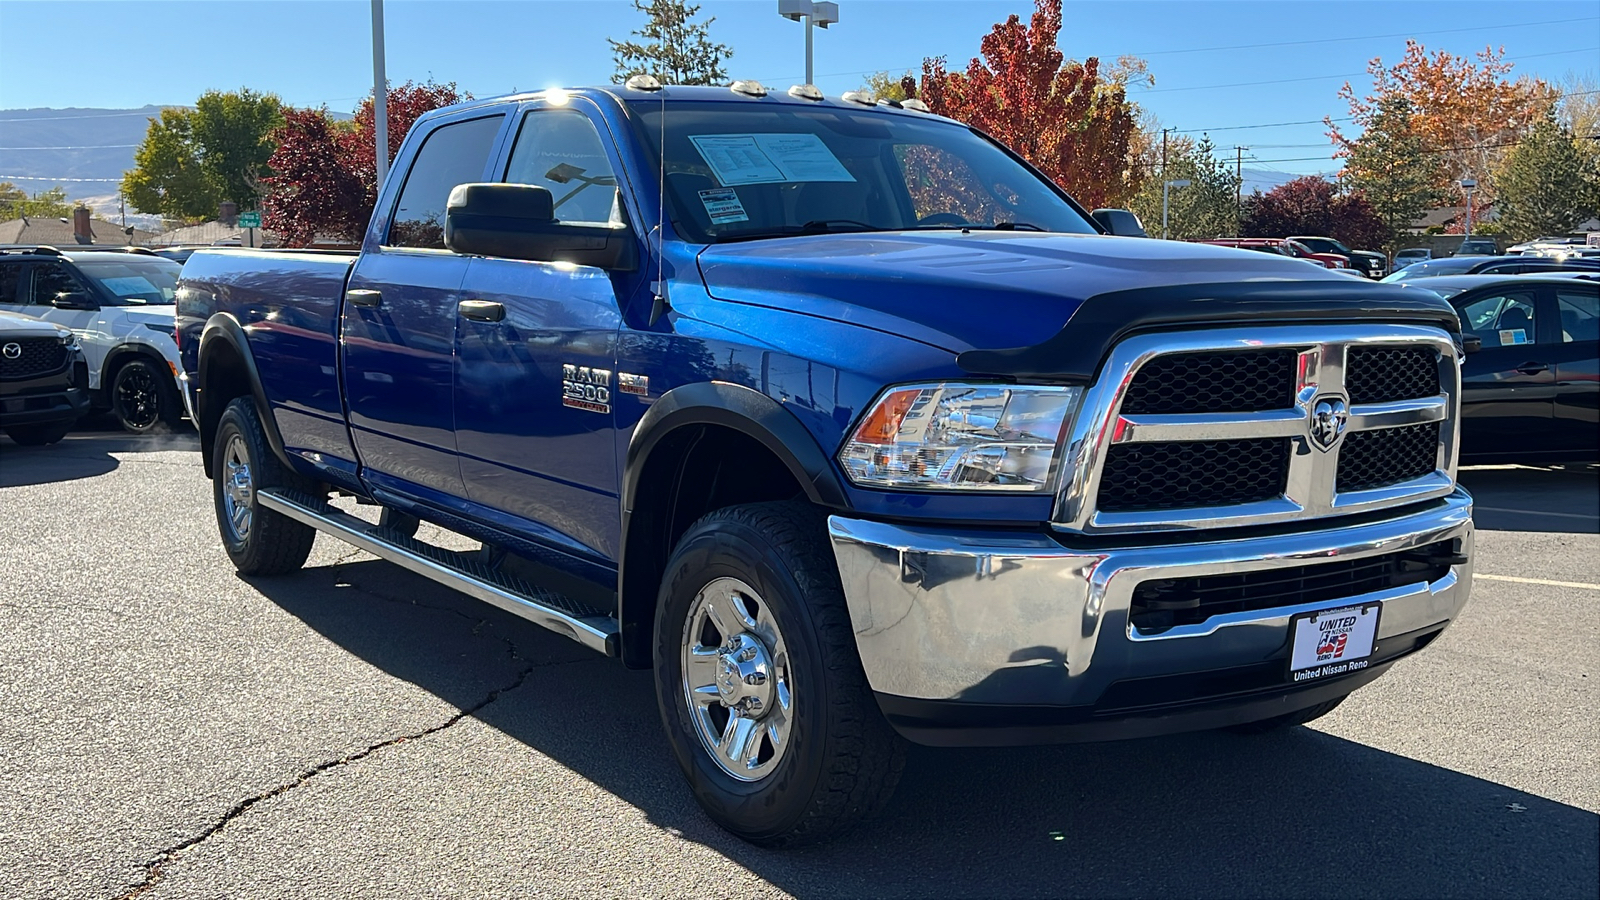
0,246,187,433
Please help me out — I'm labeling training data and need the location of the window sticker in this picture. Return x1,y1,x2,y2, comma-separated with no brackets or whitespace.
689,133,856,186
99,276,161,298
698,187,750,225
1499,328,1529,346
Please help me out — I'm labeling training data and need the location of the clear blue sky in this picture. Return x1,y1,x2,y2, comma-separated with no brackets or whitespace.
1,0,1595,176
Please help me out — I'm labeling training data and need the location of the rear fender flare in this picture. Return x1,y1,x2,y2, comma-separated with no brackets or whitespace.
197,313,292,477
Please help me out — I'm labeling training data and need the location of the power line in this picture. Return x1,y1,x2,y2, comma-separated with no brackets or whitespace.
0,144,140,151
0,174,121,182
1123,17,1597,57
0,110,169,123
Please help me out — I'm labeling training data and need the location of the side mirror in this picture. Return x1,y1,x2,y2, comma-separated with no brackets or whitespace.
52,292,98,310
445,182,637,271
1091,208,1148,238
1461,333,1482,355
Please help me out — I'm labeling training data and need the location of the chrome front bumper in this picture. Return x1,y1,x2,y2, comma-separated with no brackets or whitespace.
828,490,1473,711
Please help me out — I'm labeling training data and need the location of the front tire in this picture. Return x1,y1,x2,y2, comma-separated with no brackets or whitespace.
110,357,182,434
212,397,317,575
654,501,906,847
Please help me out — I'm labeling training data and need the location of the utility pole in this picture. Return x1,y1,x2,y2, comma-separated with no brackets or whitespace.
1234,146,1247,231
371,0,389,189
1161,127,1170,181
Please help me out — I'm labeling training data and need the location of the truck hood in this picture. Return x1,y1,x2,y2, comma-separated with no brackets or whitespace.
695,231,1355,353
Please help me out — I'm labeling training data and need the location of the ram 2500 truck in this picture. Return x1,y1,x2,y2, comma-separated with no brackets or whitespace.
178,83,1474,847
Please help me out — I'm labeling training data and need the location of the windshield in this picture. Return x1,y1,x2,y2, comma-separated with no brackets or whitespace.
626,100,1097,243
77,258,180,305
1296,237,1350,255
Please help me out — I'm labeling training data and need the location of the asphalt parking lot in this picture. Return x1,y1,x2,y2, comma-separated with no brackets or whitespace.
1,424,1596,899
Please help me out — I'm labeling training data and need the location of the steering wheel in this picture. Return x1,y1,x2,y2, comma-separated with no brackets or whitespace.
916,212,970,227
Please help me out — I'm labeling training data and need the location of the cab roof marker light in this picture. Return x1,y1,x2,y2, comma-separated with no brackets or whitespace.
788,84,824,101
841,90,875,106
730,80,769,98
544,89,571,106
625,74,663,92
901,98,931,113
876,98,903,109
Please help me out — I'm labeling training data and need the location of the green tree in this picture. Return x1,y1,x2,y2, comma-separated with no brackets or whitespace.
1494,111,1600,241
122,89,283,221
1128,135,1240,239
609,0,731,86
0,183,74,219
859,71,914,102
1341,96,1444,253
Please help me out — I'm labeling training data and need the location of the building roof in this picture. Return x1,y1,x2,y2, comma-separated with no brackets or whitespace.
0,216,157,247
148,220,280,247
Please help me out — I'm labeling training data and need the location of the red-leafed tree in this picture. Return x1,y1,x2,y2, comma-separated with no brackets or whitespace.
264,81,467,246
1241,175,1387,250
902,0,1139,210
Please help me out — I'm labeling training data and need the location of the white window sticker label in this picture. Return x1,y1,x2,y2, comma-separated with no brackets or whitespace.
698,187,749,225
1499,328,1528,346
689,133,856,186
99,276,160,297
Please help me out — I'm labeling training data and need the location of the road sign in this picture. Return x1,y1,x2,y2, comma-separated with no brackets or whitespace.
238,211,261,229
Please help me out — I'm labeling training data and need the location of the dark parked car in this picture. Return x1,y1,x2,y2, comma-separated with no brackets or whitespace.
0,310,89,444
1384,255,1600,282
1407,275,1599,463
1289,236,1387,278
1454,238,1500,257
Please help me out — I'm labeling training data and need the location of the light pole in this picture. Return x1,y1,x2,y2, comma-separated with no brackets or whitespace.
1460,177,1477,238
371,0,389,188
1161,179,1191,240
778,0,839,86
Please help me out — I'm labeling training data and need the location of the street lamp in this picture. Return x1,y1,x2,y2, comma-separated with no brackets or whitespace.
1460,177,1477,238
778,0,839,87
1161,179,1191,240
372,0,389,187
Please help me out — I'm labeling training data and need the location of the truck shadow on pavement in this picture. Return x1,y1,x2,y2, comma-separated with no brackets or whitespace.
0,423,199,488
253,556,1599,899
1459,463,1599,534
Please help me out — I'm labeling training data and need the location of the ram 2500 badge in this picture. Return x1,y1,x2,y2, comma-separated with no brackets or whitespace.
177,81,1474,846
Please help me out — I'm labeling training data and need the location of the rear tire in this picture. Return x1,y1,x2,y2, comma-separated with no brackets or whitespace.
1228,695,1348,734
654,501,906,847
212,397,317,575
110,357,182,434
4,422,73,445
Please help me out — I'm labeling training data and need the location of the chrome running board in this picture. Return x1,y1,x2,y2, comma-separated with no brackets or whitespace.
257,488,619,656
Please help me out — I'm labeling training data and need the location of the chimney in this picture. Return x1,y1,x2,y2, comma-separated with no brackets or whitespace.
73,207,93,244
218,201,238,227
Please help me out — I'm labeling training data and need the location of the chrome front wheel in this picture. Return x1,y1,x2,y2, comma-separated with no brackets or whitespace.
221,433,253,542
681,577,794,782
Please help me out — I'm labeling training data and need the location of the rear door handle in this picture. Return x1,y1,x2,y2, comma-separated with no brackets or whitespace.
345,289,382,308
1516,361,1549,375
458,299,505,322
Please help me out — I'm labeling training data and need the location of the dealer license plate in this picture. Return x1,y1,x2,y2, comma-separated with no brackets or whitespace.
1288,603,1381,683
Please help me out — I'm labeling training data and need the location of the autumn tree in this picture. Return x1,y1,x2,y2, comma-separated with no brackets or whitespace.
0,183,75,219
122,89,283,220
1127,135,1239,239
610,0,731,86
1341,96,1444,253
902,0,1140,210
1329,41,1556,205
263,81,467,246
1240,176,1386,249
1493,111,1600,241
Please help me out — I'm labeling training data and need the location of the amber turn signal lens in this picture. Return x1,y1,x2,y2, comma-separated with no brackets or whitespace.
850,388,917,444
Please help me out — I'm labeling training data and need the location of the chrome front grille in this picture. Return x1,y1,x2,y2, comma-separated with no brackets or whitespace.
1052,324,1460,534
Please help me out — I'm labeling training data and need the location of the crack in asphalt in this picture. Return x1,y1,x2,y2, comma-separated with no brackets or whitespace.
114,556,593,899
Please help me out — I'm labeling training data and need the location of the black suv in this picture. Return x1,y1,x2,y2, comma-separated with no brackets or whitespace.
0,310,89,445
1289,235,1388,278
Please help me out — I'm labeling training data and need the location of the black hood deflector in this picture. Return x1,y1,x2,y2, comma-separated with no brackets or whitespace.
956,280,1460,382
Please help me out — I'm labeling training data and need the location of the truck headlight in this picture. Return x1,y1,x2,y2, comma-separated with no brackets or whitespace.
839,383,1081,492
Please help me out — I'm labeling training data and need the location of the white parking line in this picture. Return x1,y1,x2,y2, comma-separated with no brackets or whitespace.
1473,506,1599,520
1478,574,1600,591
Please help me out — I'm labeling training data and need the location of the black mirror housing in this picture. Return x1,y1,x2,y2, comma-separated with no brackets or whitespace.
445,182,637,271
1461,332,1483,355
1091,208,1148,238
52,292,98,310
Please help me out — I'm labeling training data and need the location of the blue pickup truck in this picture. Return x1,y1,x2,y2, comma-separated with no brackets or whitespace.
177,82,1475,846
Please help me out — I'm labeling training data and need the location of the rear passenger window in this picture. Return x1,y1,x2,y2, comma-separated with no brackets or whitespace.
503,110,619,225
1557,288,1599,343
387,115,505,249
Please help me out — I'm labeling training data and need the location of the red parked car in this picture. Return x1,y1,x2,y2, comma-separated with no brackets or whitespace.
1202,238,1350,270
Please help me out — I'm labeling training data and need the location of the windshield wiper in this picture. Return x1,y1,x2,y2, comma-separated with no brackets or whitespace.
912,221,1046,232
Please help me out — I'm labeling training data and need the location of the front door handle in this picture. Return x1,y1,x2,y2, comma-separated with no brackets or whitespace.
1516,361,1549,375
345,289,382,308
458,299,506,322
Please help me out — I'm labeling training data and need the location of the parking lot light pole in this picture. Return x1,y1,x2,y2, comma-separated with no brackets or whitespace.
1460,177,1477,238
1162,179,1191,240
372,0,389,188
779,0,839,86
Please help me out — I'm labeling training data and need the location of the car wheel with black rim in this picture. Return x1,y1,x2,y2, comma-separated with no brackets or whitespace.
110,357,182,434
654,501,905,847
212,397,317,575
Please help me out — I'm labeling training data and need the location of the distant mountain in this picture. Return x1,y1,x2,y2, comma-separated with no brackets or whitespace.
1239,167,1338,196
0,107,169,201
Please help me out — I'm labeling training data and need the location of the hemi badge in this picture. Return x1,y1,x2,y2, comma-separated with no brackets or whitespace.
618,373,649,396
